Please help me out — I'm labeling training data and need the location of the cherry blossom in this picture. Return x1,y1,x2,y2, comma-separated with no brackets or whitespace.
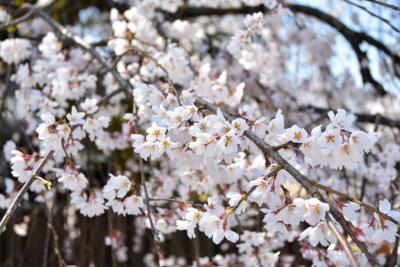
0,1,399,266
0,38,31,64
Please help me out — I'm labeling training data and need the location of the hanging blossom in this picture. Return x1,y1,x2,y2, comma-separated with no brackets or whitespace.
0,38,31,65
1,3,399,267
299,109,380,169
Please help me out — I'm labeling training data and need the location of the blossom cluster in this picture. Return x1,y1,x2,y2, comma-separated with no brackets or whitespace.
0,1,399,267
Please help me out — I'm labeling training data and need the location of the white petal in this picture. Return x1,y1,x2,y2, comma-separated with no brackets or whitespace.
379,199,391,214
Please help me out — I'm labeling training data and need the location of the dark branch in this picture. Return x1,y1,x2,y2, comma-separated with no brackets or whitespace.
358,0,400,11
0,7,35,29
342,0,400,33
165,4,268,19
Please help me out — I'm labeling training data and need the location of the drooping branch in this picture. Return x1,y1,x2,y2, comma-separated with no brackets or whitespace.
0,150,54,234
195,96,384,266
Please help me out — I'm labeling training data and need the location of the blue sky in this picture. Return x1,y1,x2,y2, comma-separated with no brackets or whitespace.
291,0,400,96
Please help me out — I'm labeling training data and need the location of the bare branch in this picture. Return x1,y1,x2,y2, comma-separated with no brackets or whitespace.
343,0,400,33
357,0,400,11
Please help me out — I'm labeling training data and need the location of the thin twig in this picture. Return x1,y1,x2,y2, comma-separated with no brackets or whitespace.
46,201,66,267
0,64,12,119
358,0,400,11
327,218,359,267
386,228,400,267
343,0,400,33
107,211,117,267
42,219,51,267
149,198,203,208
139,158,162,267
126,47,182,102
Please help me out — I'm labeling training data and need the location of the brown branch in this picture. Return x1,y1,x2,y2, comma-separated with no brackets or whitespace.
386,228,400,266
195,96,381,265
327,200,375,266
199,97,399,223
0,150,54,234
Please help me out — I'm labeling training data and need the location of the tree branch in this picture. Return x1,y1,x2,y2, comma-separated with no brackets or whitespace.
0,6,35,29
139,158,163,267
21,4,134,94
0,150,54,234
358,0,400,11
195,96,382,265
